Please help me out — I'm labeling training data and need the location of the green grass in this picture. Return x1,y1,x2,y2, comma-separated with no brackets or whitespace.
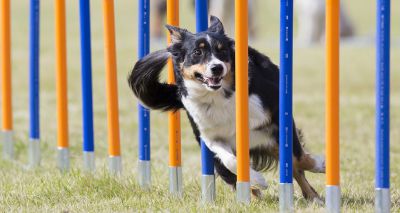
1,1,400,212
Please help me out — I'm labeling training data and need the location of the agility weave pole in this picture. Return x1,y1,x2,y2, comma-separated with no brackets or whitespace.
79,0,95,171
235,0,251,204
195,0,216,203
55,0,70,172
138,0,151,188
103,0,122,175
325,0,341,212
279,0,294,211
29,0,41,168
0,0,13,160
375,0,390,212
167,0,183,197
325,0,340,212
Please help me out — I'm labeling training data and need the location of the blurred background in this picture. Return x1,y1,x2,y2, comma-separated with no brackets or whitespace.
0,0,399,211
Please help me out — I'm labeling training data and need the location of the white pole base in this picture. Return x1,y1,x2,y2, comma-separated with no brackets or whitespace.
169,166,183,197
201,174,215,203
28,139,41,168
326,185,340,213
57,147,70,172
138,160,151,188
109,156,122,175
236,181,251,204
2,130,14,160
375,188,390,213
279,183,294,212
83,151,95,172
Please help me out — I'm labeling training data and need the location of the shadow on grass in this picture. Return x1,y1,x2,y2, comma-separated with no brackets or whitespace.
342,193,399,210
341,194,374,207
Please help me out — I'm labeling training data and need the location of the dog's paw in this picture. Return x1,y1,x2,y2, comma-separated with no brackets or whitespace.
310,155,325,173
312,196,324,206
251,188,264,199
250,169,268,190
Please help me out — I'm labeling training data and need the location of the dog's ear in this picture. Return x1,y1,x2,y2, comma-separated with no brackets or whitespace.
208,16,224,35
165,25,189,44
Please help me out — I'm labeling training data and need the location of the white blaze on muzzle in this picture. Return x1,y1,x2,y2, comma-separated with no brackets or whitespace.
200,55,227,89
205,55,227,77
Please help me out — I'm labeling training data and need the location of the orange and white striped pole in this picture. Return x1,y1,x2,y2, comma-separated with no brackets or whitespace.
167,0,182,196
0,0,14,160
103,0,122,174
235,0,250,204
325,0,340,212
55,0,69,171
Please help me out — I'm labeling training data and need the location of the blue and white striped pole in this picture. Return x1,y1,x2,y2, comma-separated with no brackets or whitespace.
196,0,216,203
375,0,390,212
79,0,95,171
279,0,294,211
138,0,151,188
28,0,40,168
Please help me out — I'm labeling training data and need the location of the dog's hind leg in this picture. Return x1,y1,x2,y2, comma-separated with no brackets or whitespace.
292,123,324,203
293,166,323,204
294,153,325,173
292,123,325,173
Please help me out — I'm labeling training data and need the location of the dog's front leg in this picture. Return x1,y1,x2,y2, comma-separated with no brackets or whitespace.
202,138,268,190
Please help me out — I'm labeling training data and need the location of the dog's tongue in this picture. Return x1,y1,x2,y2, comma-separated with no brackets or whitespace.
207,77,220,85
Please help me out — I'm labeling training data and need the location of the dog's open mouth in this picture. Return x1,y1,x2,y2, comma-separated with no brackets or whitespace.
194,72,222,90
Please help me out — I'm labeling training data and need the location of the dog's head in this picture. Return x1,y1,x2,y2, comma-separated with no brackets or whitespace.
166,16,233,92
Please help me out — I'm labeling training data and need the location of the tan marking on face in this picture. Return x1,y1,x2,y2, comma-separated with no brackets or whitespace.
182,63,207,80
199,42,205,48
217,43,223,49
222,62,233,84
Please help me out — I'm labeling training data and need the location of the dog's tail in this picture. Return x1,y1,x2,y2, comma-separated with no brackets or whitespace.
128,49,183,111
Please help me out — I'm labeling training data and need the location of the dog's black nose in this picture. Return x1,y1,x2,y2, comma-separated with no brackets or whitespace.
210,64,224,76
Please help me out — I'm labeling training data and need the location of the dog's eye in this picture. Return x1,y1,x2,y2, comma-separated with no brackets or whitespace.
217,48,227,54
193,49,203,56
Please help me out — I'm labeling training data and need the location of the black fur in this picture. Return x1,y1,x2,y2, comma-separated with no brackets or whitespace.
128,16,306,190
128,49,183,111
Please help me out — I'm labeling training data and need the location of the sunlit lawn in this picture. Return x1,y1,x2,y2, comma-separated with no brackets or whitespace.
0,1,399,212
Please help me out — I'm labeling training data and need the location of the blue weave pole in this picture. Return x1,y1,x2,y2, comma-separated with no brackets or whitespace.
279,0,294,211
138,0,151,188
29,0,40,140
375,0,390,212
28,0,40,167
196,0,215,202
79,0,95,171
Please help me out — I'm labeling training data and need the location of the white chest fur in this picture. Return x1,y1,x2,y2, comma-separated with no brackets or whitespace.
182,89,275,150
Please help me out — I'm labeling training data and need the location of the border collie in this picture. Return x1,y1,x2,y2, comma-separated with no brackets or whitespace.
129,16,325,202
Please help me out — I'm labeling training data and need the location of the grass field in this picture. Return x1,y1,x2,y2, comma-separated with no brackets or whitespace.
1,1,400,212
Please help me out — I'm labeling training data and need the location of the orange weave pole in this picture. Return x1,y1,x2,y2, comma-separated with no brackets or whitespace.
55,0,69,148
167,0,181,167
0,0,12,131
103,0,121,156
326,0,340,186
235,0,249,182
